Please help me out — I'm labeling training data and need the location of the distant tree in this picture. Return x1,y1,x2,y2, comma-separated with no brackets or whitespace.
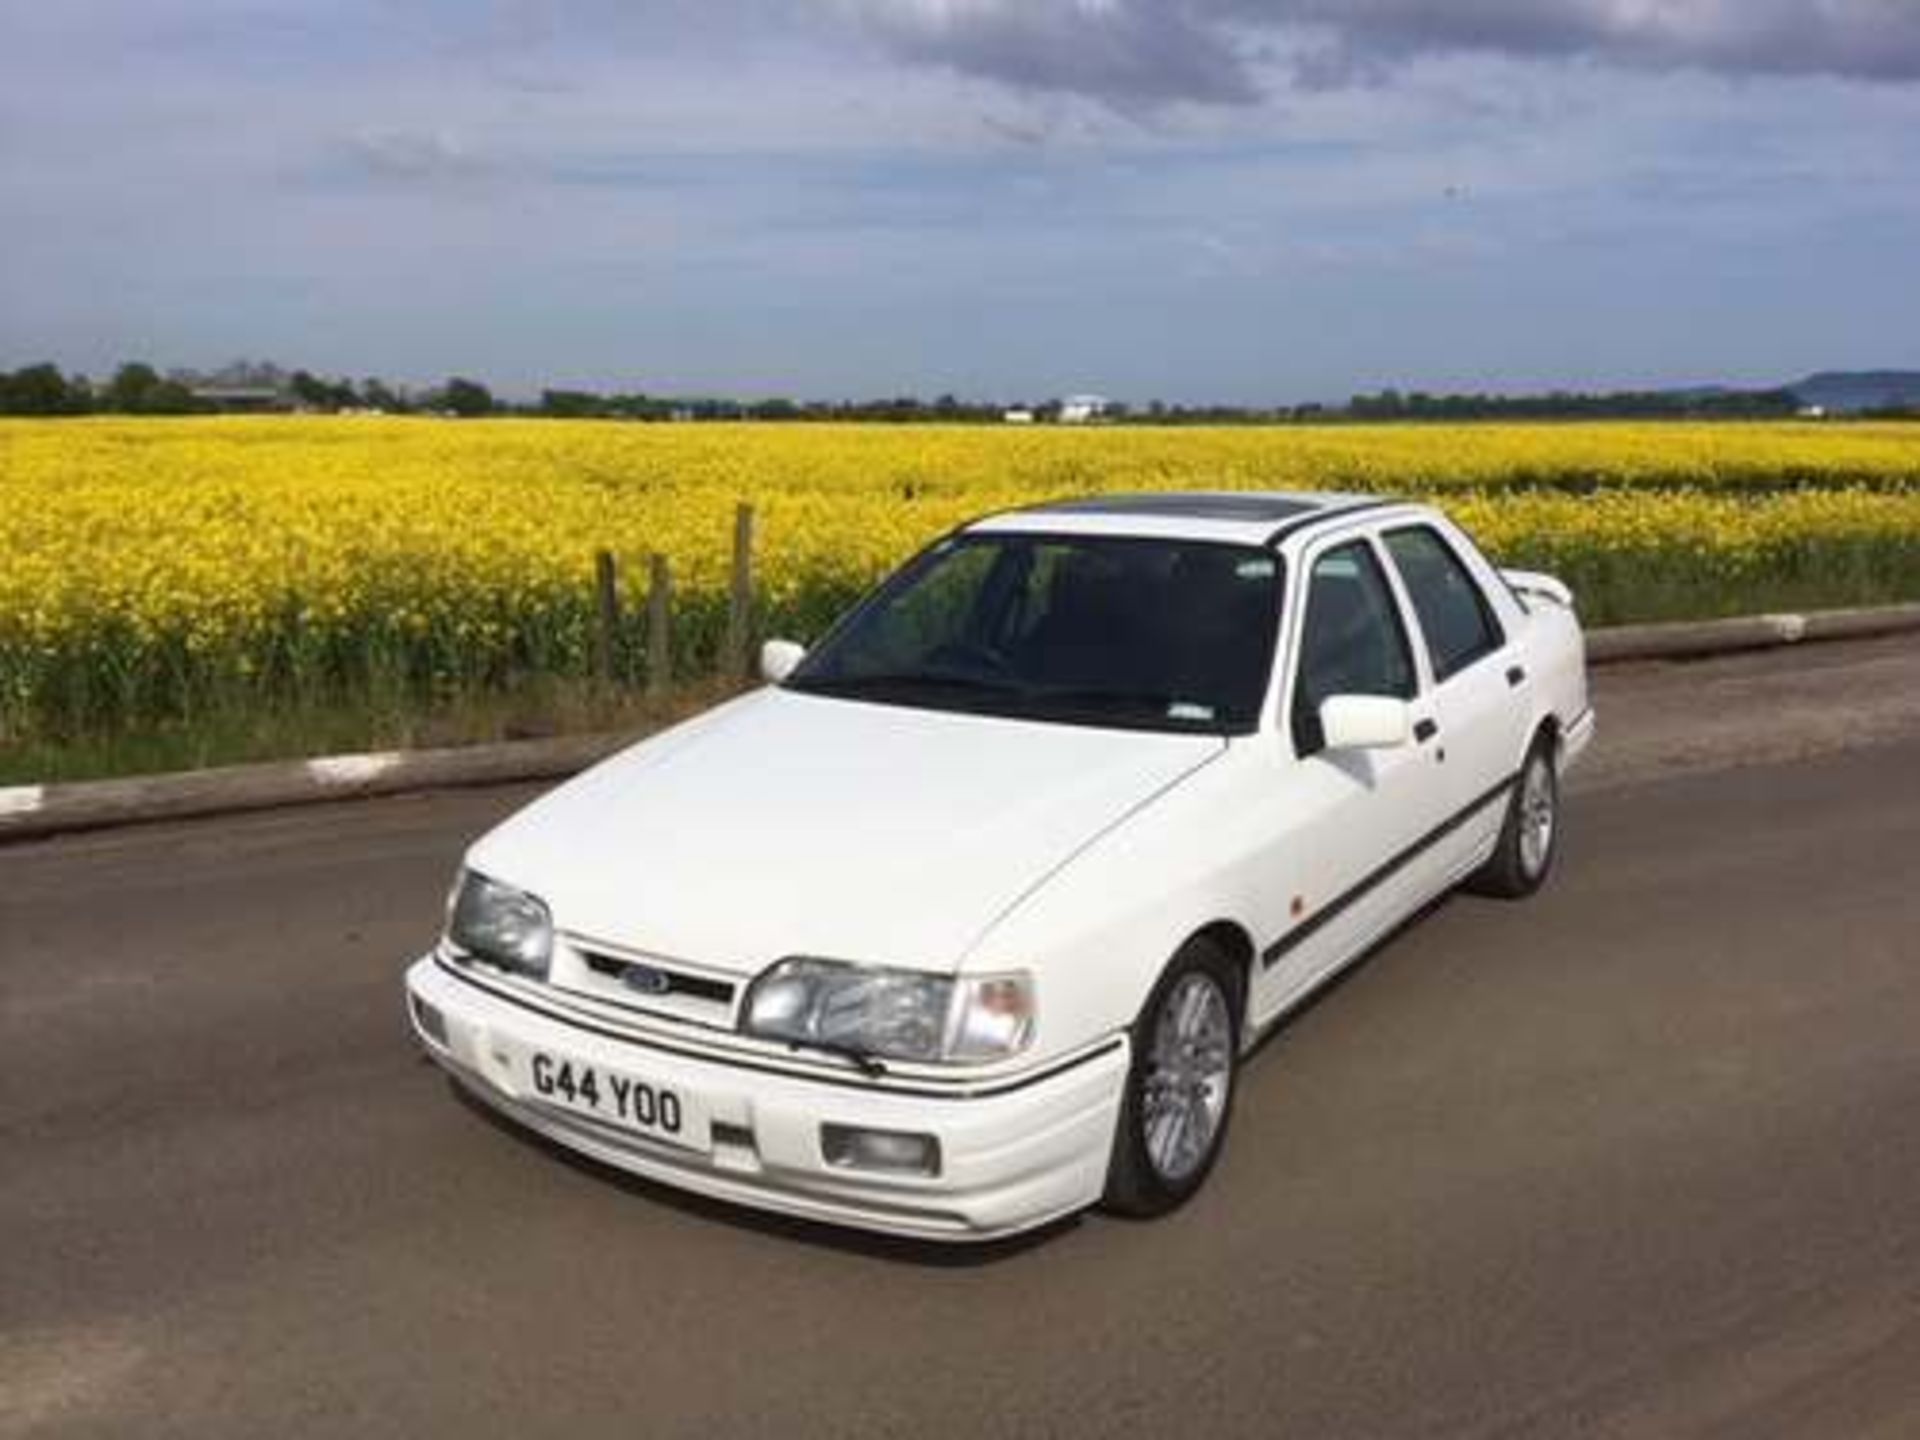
289,370,333,409
287,370,359,410
540,388,606,418
612,391,668,421
105,362,165,413
1,362,85,414
143,377,200,414
1330,384,1801,423
217,358,288,390
361,377,405,412
97,361,194,413
440,377,495,416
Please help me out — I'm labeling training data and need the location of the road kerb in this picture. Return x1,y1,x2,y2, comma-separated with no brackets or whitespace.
1583,602,1920,662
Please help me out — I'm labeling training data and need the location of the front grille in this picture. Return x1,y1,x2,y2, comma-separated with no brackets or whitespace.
580,950,737,1006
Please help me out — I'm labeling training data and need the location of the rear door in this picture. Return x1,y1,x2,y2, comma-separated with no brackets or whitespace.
1379,523,1531,869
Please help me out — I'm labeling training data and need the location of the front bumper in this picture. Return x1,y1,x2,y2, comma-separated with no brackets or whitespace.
405,956,1129,1241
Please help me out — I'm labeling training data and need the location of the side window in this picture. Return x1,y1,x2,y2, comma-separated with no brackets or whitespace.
1382,526,1505,681
1291,541,1416,756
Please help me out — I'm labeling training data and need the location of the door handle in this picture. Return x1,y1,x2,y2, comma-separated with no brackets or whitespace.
1413,718,1439,744
1506,664,1526,688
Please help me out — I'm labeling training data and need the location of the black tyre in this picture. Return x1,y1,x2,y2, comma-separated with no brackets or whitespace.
1102,937,1243,1219
1466,733,1560,899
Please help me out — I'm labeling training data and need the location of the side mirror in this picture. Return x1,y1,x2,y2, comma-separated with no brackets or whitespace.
760,638,806,684
1318,694,1411,751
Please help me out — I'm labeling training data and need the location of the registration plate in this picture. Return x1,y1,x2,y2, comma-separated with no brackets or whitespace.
524,1049,708,1151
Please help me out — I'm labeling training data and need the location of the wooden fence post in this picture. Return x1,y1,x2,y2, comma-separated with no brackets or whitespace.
646,553,673,700
593,550,621,684
726,502,756,679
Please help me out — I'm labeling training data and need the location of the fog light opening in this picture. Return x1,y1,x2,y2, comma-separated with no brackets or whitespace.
820,1124,941,1177
412,995,449,1049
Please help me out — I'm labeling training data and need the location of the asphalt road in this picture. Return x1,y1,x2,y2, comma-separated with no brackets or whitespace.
4,636,1919,1439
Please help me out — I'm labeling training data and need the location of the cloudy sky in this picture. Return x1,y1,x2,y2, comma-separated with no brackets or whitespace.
4,1,1917,403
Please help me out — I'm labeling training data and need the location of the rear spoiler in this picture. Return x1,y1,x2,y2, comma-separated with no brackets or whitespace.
1501,568,1575,610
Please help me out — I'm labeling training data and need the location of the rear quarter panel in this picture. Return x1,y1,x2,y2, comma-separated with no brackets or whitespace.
1526,600,1590,746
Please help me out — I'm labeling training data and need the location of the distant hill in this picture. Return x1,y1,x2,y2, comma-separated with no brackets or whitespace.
1787,371,1920,414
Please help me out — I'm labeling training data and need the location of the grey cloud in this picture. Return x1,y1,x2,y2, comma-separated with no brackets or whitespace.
840,1,1920,107
1254,0,1920,87
844,2,1262,108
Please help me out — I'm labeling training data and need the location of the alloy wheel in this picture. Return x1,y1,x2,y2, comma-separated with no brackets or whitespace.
1142,971,1235,1184
1518,752,1557,879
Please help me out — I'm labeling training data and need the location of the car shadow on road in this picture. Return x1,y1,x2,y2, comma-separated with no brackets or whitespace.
434,883,1516,1265
444,1078,1084,1267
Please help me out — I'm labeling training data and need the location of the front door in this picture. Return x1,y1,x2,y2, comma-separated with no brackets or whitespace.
1249,534,1455,1020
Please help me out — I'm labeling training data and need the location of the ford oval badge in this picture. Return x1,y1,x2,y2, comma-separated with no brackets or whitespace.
622,962,671,995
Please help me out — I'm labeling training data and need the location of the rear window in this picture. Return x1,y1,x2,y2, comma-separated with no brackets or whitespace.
1382,526,1504,680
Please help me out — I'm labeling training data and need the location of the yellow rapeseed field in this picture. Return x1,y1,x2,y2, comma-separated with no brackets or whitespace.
3,416,1917,766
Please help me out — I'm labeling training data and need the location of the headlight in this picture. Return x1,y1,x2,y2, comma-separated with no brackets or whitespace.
446,870,553,980
742,958,1035,1064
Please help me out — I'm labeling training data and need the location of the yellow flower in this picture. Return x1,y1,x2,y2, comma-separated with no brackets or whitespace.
1,415,1915,735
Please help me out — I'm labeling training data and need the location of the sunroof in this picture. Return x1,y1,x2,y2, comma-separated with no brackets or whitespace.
1032,492,1325,522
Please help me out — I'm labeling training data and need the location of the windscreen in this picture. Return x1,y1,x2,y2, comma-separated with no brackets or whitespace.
786,532,1283,734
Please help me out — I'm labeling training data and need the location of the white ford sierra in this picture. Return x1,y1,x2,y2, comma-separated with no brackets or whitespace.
406,492,1592,1240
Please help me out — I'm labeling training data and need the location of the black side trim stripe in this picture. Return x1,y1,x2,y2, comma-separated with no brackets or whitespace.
1265,498,1399,547
431,955,1124,1101
1261,770,1519,969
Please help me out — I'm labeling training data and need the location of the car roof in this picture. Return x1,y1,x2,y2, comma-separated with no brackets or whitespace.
966,491,1412,546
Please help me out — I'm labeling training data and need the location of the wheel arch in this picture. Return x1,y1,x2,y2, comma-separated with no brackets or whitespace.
1183,919,1256,1019
1531,709,1564,769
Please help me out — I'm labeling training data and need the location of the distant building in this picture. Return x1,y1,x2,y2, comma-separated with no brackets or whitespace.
1797,404,1829,420
1058,394,1109,424
1003,407,1035,424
